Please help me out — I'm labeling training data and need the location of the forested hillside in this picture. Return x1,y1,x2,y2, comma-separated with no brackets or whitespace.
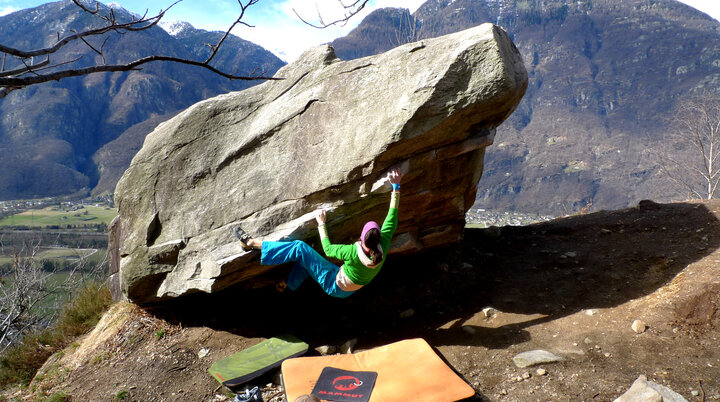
333,0,720,214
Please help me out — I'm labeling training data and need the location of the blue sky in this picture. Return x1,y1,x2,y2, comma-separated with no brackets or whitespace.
1,0,719,61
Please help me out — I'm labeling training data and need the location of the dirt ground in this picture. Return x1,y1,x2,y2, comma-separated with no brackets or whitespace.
13,199,720,401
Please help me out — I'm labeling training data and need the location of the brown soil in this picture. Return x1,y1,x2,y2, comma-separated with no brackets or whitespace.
11,199,720,401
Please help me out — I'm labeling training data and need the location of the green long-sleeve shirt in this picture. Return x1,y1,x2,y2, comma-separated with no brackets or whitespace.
319,191,399,286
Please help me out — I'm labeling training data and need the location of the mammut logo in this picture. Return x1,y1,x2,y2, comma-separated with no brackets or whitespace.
333,375,363,391
313,367,375,401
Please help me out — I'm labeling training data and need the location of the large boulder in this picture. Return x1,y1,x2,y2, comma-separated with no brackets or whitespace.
110,23,527,304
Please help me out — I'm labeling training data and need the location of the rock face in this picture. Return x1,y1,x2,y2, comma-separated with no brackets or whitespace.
111,24,527,304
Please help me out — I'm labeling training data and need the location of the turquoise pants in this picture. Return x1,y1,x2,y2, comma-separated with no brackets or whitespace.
261,240,354,298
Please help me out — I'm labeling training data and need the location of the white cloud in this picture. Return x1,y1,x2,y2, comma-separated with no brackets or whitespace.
0,6,17,16
233,20,339,62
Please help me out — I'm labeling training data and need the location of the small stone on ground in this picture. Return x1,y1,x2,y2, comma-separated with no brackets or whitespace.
512,350,563,368
631,320,648,334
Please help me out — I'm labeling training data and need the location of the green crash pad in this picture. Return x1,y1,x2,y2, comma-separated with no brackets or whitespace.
209,335,308,387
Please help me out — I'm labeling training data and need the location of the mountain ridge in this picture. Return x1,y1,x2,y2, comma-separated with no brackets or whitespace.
332,0,720,214
0,0,285,200
3,0,720,214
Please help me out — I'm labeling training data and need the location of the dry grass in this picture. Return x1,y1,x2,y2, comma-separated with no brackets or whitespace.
0,280,112,388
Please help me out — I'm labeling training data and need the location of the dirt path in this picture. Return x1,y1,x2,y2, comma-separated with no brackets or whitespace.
17,199,720,401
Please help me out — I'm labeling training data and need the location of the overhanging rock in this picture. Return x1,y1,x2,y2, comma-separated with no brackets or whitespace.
110,24,528,304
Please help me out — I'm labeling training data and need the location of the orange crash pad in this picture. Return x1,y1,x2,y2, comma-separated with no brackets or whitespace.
281,338,475,402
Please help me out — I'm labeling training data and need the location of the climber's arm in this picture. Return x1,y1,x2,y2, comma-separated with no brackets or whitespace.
316,209,355,260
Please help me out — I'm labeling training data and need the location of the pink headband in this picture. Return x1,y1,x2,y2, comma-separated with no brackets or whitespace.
361,221,380,242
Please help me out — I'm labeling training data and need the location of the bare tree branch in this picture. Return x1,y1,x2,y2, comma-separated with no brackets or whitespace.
1,0,372,97
0,233,109,352
204,0,258,65
0,3,165,59
0,57,50,78
393,9,424,47
294,0,371,29
0,0,282,99
0,54,276,87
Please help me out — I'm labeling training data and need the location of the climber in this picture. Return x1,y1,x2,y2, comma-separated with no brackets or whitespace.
233,169,402,298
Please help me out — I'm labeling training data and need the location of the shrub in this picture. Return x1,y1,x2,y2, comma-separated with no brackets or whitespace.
0,330,60,386
0,281,113,388
55,280,113,339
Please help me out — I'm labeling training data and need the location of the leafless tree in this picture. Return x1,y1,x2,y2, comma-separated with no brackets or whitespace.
0,238,105,352
293,0,371,29
392,9,423,47
0,0,371,99
657,96,720,200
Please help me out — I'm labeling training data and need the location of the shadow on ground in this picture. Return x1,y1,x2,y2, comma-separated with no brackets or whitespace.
153,200,720,354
